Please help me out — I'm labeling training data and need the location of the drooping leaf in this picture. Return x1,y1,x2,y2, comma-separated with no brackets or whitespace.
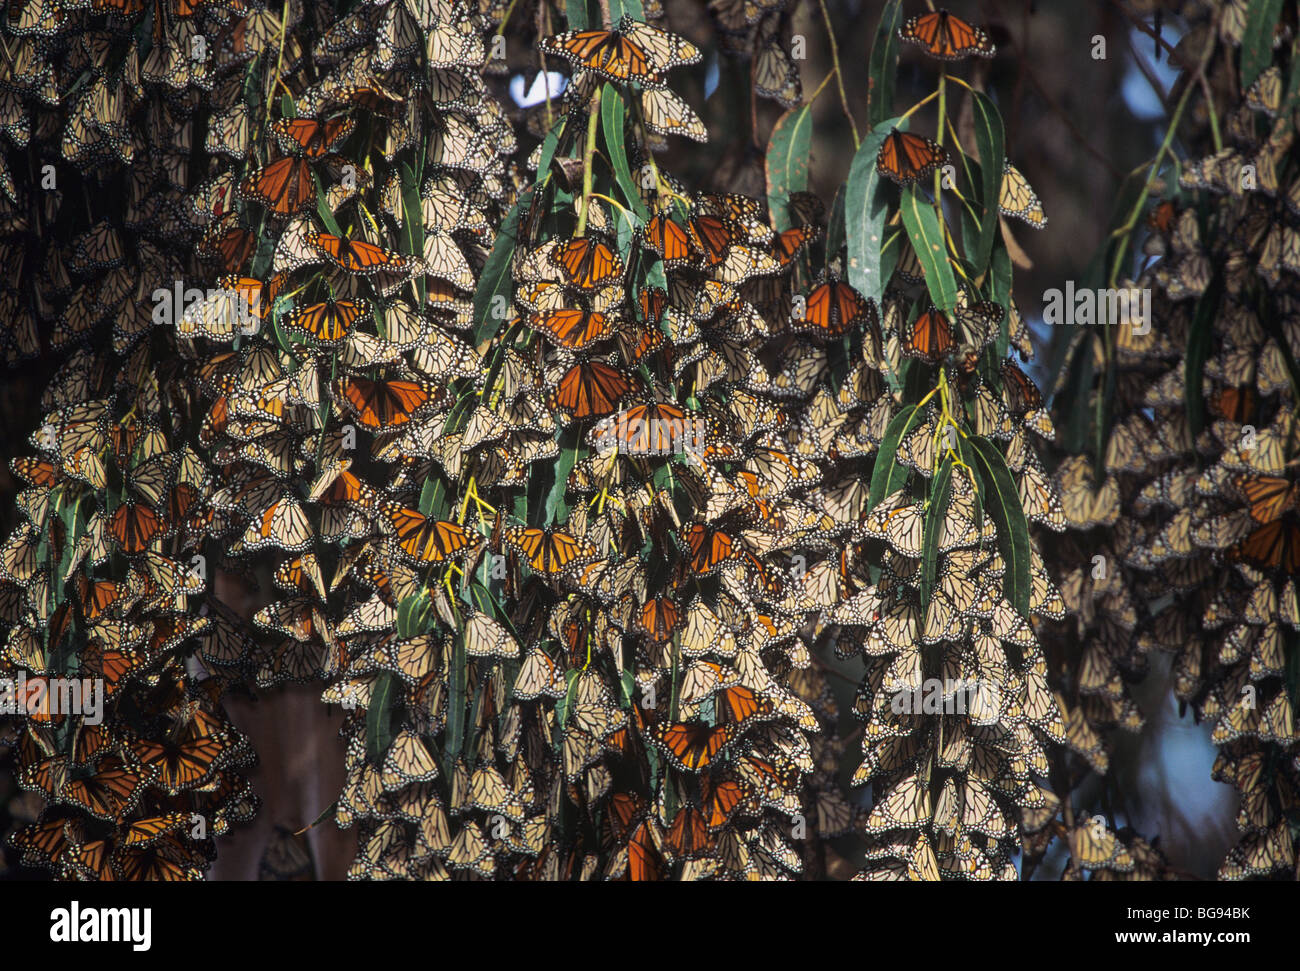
846,116,903,305
365,672,396,765
920,455,953,609
1241,0,1285,91
900,184,957,311
869,404,924,510
969,436,1031,618
765,104,812,233
602,84,650,221
969,91,1004,275
472,186,531,344
867,0,903,127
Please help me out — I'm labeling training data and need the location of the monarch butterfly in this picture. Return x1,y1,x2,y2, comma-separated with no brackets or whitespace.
687,212,737,266
799,277,877,337
335,376,435,431
641,86,707,142
902,305,957,362
650,720,742,772
127,728,233,796
645,213,694,266
541,15,701,84
899,9,996,60
109,501,163,554
637,596,680,642
1209,386,1257,423
269,116,355,157
378,504,479,563
999,161,1047,229
529,308,617,349
876,129,950,186
502,525,598,575
61,757,146,821
699,773,750,828
999,359,1054,439
239,157,317,216
626,288,664,330
1229,519,1300,573
664,806,714,858
625,820,668,881
714,684,775,725
681,522,739,574
199,214,255,272
548,360,636,418
1234,475,1299,523
549,237,624,291
772,225,817,267
286,297,369,347
306,230,414,275
753,34,801,108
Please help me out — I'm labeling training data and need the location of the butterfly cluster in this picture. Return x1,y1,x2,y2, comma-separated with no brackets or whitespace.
1039,0,1300,880
3,0,1287,884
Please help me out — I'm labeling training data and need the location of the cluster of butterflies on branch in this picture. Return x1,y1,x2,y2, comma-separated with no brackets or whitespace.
1034,1,1300,879
0,0,1295,882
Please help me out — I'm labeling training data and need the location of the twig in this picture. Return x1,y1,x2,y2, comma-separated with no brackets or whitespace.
817,0,860,149
576,88,601,237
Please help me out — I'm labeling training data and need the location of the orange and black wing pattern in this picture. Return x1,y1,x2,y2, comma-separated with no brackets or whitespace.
899,9,996,60
876,129,950,185
239,157,317,216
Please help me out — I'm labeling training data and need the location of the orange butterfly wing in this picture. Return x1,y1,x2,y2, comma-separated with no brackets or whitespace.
549,361,635,418
239,157,316,216
903,306,957,362
900,10,995,60
530,308,615,349
876,130,949,185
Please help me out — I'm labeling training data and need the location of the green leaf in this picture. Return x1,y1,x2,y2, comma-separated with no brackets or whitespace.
565,0,588,29
397,591,433,637
602,84,649,221
534,116,565,191
969,91,1004,275
607,0,644,21
968,436,1031,618
542,425,583,525
472,187,531,345
1241,0,1285,91
900,185,957,311
868,404,923,511
920,455,953,609
954,434,984,534
765,104,812,233
867,0,903,127
556,668,580,730
1185,273,1222,439
993,246,1013,361
846,116,903,305
365,673,396,765
312,169,342,237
